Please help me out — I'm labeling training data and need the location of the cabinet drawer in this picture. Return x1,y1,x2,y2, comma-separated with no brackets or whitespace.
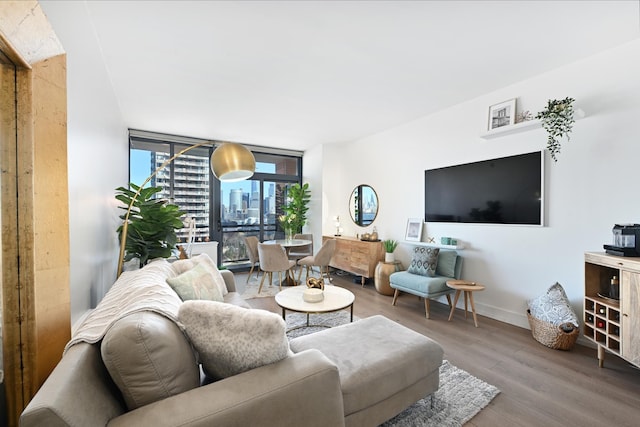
324,235,383,278
586,252,640,274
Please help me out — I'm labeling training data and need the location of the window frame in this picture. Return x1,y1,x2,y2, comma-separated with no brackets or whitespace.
128,129,304,268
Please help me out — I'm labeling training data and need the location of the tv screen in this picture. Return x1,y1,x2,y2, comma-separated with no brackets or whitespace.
424,151,544,225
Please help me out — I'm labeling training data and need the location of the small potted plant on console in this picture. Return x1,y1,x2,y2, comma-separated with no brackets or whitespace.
383,239,398,263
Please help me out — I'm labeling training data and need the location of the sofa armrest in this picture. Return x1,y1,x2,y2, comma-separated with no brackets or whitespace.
108,349,345,427
220,269,237,293
20,343,126,427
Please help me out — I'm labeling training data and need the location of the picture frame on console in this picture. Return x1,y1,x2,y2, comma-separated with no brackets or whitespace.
488,98,516,130
405,218,423,241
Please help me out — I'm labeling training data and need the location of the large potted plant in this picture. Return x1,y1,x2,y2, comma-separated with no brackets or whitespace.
116,183,185,268
279,183,311,238
535,97,576,161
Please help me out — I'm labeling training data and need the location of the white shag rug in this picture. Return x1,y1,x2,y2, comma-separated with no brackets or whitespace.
285,310,355,338
241,271,328,300
241,276,281,299
380,360,500,427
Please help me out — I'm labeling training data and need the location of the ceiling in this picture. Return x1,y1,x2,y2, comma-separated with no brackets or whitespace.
40,1,639,151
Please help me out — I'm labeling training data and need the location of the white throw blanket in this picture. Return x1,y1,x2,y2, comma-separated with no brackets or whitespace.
64,259,182,353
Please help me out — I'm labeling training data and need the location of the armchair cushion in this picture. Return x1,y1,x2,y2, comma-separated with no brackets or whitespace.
435,249,458,278
179,301,291,380
390,272,451,295
407,247,439,277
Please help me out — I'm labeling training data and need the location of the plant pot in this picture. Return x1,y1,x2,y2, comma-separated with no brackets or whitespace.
385,252,395,263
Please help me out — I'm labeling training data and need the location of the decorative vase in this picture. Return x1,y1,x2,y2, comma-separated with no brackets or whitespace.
285,229,294,240
370,226,378,241
385,252,395,263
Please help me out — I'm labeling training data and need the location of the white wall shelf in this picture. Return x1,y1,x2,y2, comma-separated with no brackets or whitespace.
402,241,465,250
479,108,585,140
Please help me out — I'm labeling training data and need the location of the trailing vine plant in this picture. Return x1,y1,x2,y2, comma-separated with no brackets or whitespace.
535,97,575,161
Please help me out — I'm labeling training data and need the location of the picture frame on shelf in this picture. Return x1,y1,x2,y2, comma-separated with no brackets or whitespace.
405,218,423,241
488,98,516,130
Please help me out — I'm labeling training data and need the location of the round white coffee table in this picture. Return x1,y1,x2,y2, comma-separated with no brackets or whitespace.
275,284,355,328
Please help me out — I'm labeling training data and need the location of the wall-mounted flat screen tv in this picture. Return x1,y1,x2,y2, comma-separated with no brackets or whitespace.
424,151,544,225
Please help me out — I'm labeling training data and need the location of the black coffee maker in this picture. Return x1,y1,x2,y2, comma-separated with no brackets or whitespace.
603,224,640,257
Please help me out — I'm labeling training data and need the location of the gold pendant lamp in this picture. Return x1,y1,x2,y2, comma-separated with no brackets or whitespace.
211,142,256,182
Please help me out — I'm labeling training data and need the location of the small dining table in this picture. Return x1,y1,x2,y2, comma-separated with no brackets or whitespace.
263,238,312,286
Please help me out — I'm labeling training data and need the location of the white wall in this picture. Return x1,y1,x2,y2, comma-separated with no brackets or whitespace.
302,144,324,251
41,2,129,326
319,39,640,328
38,0,640,330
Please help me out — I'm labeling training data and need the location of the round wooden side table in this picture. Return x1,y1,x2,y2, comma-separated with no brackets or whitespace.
446,279,486,327
374,261,402,296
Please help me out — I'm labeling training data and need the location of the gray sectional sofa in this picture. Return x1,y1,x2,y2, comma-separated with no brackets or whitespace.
20,256,443,426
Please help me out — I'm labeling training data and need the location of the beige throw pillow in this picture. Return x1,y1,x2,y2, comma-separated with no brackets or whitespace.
178,300,290,379
171,253,228,296
166,262,224,302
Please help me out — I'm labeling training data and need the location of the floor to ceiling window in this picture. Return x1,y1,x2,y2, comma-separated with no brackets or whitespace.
128,130,302,269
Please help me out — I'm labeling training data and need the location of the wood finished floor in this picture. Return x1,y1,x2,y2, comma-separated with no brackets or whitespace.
236,269,640,427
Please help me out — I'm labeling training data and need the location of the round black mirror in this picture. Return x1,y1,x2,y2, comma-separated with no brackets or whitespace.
349,185,378,226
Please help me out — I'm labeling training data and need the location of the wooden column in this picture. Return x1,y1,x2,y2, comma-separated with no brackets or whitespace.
0,3,70,425
17,53,70,399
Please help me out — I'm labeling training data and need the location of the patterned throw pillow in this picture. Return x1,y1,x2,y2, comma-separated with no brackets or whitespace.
407,247,440,277
179,300,291,379
166,262,224,302
171,253,228,296
527,282,579,327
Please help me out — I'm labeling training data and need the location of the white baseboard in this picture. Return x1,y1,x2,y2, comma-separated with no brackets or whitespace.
473,301,530,329
433,295,530,329
467,300,596,349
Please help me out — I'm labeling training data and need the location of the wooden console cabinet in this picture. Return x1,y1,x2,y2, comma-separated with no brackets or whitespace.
323,236,384,286
584,252,640,368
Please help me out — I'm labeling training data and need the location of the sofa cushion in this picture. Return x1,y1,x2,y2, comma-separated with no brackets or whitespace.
166,262,224,302
171,253,228,296
407,247,439,277
435,249,457,278
179,300,291,380
290,315,443,417
101,311,200,410
527,282,579,327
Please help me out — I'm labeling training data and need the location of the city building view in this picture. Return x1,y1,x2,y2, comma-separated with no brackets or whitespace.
132,147,298,267
152,151,211,242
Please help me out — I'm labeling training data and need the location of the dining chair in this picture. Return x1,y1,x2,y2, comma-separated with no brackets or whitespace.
257,243,296,293
288,233,313,275
243,235,261,283
288,234,313,259
297,238,337,283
